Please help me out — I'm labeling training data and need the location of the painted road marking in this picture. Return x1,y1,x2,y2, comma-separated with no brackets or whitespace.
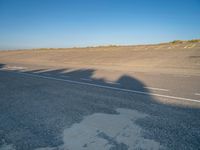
144,87,169,92
80,78,92,81
9,71,200,103
5,66,26,70
60,75,70,78
106,81,120,85
195,93,200,96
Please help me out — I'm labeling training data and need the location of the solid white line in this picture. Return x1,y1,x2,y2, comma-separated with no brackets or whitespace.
106,81,120,85
6,66,26,70
80,78,92,81
9,71,200,103
60,75,70,78
144,87,169,92
195,93,200,96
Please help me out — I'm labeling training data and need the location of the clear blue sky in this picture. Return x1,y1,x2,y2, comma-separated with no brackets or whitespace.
0,0,200,50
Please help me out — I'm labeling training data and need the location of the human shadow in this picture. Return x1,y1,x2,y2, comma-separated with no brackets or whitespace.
0,64,5,69
0,66,199,150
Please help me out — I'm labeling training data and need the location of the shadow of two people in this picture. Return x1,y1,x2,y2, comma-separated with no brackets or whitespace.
0,63,200,150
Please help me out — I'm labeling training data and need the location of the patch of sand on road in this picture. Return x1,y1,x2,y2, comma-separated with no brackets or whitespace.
2,109,163,150
36,108,163,150
62,108,162,150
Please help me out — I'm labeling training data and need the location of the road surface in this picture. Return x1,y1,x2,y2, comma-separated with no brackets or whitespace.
0,66,200,150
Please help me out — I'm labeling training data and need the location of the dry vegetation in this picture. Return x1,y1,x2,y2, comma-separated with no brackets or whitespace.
170,39,200,44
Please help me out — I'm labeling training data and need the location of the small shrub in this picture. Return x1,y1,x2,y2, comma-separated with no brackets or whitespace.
171,40,183,44
188,39,200,43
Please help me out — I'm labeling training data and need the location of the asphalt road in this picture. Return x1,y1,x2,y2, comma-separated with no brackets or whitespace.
0,67,200,150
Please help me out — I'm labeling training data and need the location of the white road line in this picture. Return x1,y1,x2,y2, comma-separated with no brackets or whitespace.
144,87,169,92
80,78,92,81
106,81,120,85
8,71,200,103
60,75,70,78
195,93,200,96
6,66,26,70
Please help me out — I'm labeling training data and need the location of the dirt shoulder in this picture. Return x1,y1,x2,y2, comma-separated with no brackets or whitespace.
0,41,200,75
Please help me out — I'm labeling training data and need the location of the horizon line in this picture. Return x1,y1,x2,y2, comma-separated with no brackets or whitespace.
1,39,200,51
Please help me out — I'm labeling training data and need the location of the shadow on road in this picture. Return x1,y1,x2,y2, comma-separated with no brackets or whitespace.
0,63,199,150
0,64,5,69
